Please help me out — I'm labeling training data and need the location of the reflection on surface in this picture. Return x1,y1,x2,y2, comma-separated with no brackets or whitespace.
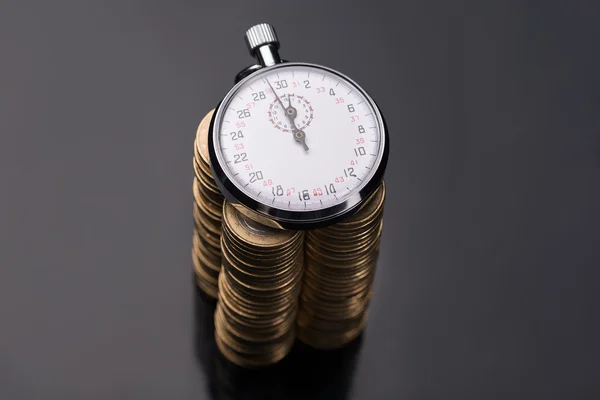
193,287,363,400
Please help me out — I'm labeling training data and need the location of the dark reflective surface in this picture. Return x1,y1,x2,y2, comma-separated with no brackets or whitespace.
193,287,363,400
1,1,599,399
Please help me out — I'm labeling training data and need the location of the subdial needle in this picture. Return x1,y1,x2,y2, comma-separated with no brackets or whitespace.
286,94,309,151
293,129,309,151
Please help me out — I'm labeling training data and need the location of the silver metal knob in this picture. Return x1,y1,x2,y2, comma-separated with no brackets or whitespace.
245,23,279,54
244,23,281,67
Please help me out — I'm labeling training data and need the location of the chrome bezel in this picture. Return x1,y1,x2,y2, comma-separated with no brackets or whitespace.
208,62,389,230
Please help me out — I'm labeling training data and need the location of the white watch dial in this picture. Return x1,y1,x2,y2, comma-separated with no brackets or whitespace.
213,64,385,212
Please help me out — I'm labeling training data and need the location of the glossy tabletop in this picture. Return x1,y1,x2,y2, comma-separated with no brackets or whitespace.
1,1,599,399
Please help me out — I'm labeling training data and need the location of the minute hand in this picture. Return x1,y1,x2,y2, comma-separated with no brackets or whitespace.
265,78,288,117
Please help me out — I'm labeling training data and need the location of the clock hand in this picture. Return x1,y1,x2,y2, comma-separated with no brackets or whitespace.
265,78,287,115
287,95,295,116
265,79,297,129
293,130,309,151
286,94,309,152
265,79,309,151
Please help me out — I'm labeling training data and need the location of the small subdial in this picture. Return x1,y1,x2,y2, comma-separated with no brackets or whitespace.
268,94,314,132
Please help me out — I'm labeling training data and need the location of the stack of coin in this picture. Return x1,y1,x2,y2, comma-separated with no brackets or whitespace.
192,109,225,299
297,181,386,349
215,201,304,367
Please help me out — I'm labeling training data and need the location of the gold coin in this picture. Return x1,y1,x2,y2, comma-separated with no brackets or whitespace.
220,323,296,357
215,201,304,367
218,273,297,317
194,159,222,197
309,217,383,242
192,262,219,300
221,239,303,278
195,276,218,299
222,236,302,269
217,301,296,342
306,231,381,259
192,236,221,269
195,233,221,260
295,180,385,350
192,247,220,279
299,288,371,316
304,270,375,293
192,232,221,267
304,248,379,269
223,267,302,301
222,257,301,290
194,157,221,195
198,182,224,210
194,221,221,250
193,201,222,237
296,314,366,350
195,109,215,165
195,236,222,262
221,229,303,269
191,110,222,301
222,201,301,249
331,182,385,228
215,328,293,368
193,138,214,180
303,262,373,285
216,300,296,350
218,281,298,324
193,161,223,202
232,203,286,230
194,192,222,222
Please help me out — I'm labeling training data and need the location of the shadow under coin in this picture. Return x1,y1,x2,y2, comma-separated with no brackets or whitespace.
193,285,219,399
282,335,364,400
193,286,364,400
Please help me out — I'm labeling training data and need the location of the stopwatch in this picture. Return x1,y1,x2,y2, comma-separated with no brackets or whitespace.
208,23,389,229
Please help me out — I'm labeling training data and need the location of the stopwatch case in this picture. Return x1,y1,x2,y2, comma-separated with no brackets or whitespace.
208,62,389,230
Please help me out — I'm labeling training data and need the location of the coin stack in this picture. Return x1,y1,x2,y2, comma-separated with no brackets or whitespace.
296,182,386,349
192,109,225,299
215,201,304,367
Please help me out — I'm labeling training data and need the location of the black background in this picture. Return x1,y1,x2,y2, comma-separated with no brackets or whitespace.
1,1,599,399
